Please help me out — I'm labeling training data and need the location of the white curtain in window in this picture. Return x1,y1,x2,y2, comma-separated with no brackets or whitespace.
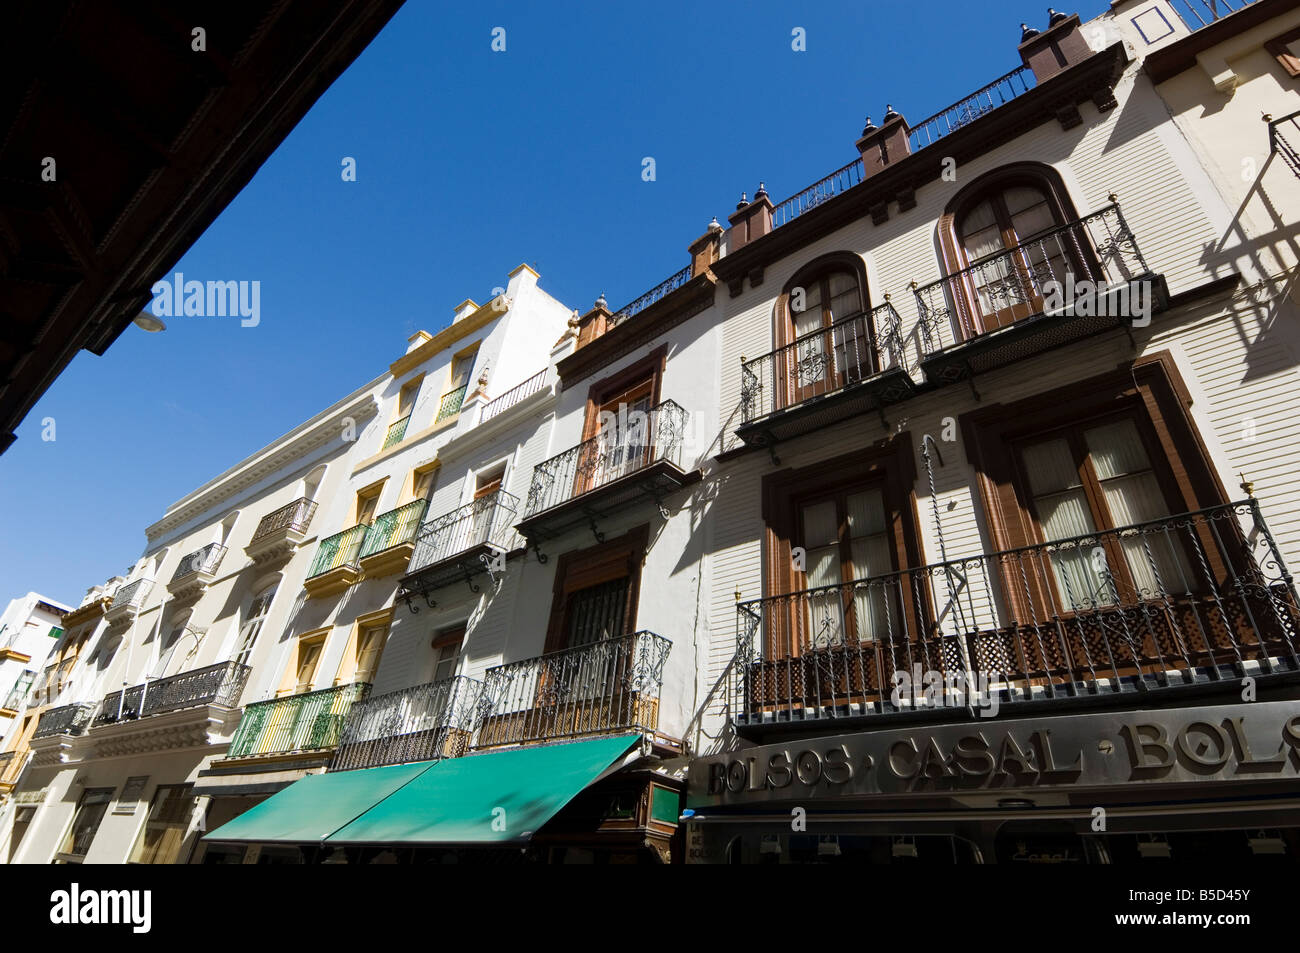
847,489,893,642
1086,421,1191,597
802,500,844,647
1022,438,1106,609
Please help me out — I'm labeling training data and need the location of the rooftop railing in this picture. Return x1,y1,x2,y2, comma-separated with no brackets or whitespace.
607,265,694,329
474,631,671,748
331,676,482,771
407,489,519,574
771,160,864,230
94,660,250,726
740,302,906,424
907,66,1035,152
480,370,548,423
250,497,317,543
913,202,1149,352
225,683,370,759
1170,0,1256,31
522,399,689,518
728,500,1298,728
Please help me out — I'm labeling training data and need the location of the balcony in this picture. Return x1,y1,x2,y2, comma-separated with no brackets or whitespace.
0,749,26,790
1268,109,1300,182
398,490,519,608
224,683,370,762
330,676,482,771
103,579,153,627
736,302,916,450
474,632,671,749
381,414,410,450
480,370,548,423
93,661,250,727
245,497,317,563
357,499,428,578
913,202,1166,391
435,383,468,423
606,265,694,331
32,702,96,740
303,525,368,598
167,543,227,599
517,400,693,550
727,500,1299,738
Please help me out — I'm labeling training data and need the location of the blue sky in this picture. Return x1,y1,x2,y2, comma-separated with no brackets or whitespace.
0,1,1110,605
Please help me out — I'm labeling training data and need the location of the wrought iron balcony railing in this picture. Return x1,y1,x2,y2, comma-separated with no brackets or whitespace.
739,302,907,425
110,579,153,611
729,500,1298,729
436,383,469,423
913,202,1151,354
93,660,250,726
481,370,548,423
250,497,317,543
1171,0,1256,31
330,676,482,771
907,66,1035,151
407,490,519,574
225,682,371,759
170,543,227,582
607,265,694,329
382,414,411,449
358,500,428,560
307,525,369,579
32,702,96,740
522,399,689,519
474,631,671,748
1268,109,1300,181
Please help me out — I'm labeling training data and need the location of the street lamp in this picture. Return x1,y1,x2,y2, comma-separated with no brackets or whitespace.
132,310,166,333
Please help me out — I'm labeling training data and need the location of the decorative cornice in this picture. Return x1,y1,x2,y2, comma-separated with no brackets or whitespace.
61,597,112,628
389,295,510,378
145,391,381,543
710,43,1130,294
89,705,239,759
557,273,718,390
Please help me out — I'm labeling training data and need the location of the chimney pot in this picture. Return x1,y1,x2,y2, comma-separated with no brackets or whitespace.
883,104,900,122
594,292,607,310
1047,7,1069,27
754,181,768,200
736,192,749,210
1021,22,1040,42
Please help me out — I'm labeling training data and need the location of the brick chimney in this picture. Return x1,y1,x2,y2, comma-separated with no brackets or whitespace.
576,293,612,349
1018,9,1093,84
855,106,911,180
688,218,723,276
726,184,774,253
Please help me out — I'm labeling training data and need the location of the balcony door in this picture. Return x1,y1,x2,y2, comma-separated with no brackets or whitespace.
786,269,868,405
470,466,505,545
1016,414,1191,611
580,377,654,496
797,485,896,650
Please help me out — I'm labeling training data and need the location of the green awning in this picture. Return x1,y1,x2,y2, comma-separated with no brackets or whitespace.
203,760,434,844
328,733,640,846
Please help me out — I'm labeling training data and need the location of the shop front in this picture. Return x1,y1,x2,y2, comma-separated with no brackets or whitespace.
685,698,1300,863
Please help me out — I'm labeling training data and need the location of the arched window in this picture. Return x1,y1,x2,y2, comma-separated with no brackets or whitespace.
939,164,1088,337
233,585,277,668
775,254,872,408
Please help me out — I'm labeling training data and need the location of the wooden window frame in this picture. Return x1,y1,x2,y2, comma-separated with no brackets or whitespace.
581,347,667,442
278,628,330,696
1265,25,1300,78
937,162,1090,339
334,608,394,687
406,462,440,506
395,374,424,421
352,478,388,526
543,525,649,655
961,351,1232,622
760,435,924,657
774,252,873,409
431,623,466,682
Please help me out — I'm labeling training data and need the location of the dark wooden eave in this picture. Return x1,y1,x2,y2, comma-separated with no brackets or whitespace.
709,43,1131,295
0,0,406,455
556,272,718,391
1146,0,1293,85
